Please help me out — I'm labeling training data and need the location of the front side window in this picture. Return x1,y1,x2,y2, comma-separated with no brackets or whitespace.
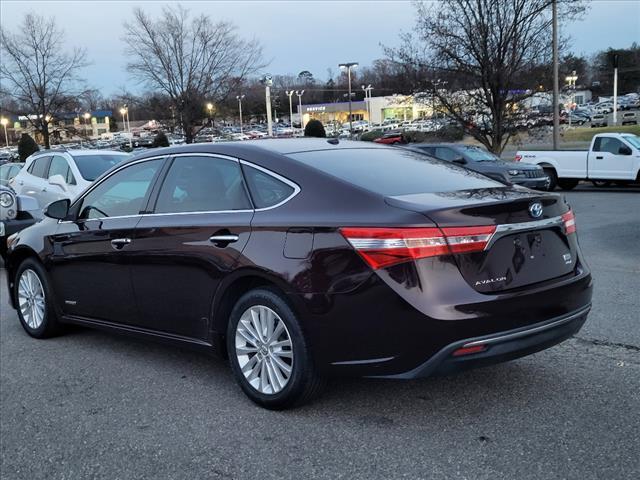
596,138,623,155
78,159,162,219
243,165,295,209
29,157,51,178
154,156,251,213
48,156,76,185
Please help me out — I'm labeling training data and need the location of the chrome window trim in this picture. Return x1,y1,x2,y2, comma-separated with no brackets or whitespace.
58,152,302,222
239,159,301,211
485,215,564,249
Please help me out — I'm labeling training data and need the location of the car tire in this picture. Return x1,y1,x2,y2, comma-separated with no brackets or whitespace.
543,167,558,191
227,288,323,410
592,180,612,187
14,258,63,339
557,179,579,190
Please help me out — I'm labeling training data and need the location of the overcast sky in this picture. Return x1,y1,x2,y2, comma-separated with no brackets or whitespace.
2,0,639,95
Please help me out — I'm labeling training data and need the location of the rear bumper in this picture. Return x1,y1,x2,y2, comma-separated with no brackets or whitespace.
374,305,590,379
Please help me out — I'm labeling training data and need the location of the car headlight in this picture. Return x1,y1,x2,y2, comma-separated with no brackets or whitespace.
508,169,521,176
0,191,15,208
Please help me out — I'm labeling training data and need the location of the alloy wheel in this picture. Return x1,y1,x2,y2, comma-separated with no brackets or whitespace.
235,305,293,395
17,269,46,330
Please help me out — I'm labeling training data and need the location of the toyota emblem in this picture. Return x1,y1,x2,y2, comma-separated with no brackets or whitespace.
528,202,543,218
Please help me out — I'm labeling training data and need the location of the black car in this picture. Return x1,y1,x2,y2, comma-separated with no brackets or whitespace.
404,143,549,189
4,139,592,409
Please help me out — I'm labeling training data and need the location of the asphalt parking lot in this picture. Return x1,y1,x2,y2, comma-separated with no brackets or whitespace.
1,186,639,480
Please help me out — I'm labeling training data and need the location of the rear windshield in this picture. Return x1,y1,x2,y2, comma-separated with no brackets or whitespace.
72,154,130,181
288,148,501,195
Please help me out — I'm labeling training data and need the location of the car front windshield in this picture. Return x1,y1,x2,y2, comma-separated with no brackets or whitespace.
461,146,499,162
72,154,130,181
622,135,640,149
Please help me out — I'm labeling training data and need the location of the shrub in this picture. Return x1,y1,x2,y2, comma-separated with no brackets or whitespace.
18,133,39,161
405,125,464,143
304,119,326,138
152,131,170,148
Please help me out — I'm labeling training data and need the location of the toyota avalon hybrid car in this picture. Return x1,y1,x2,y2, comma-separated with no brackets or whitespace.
4,139,592,409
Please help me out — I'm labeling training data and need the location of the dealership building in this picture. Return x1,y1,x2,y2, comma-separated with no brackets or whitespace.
299,94,436,125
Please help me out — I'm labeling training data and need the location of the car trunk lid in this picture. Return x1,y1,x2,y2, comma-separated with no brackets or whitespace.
384,187,577,293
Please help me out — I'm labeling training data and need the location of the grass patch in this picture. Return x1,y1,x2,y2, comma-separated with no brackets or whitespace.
563,124,640,142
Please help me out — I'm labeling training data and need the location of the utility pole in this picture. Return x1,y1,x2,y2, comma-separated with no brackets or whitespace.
286,90,295,133
339,62,358,138
262,75,273,137
613,54,619,125
552,0,560,149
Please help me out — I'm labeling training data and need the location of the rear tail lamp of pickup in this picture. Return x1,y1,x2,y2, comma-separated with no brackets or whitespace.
340,226,496,270
514,154,522,162
562,210,576,234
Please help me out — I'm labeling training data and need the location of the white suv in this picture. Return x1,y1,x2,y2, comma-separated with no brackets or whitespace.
9,149,130,217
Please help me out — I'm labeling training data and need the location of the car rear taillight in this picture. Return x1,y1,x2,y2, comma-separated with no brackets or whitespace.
340,226,496,269
514,154,522,162
562,210,576,234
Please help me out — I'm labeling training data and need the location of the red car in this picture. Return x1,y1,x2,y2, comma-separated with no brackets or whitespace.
373,132,407,145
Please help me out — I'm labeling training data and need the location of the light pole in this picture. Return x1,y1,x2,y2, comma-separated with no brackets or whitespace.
565,71,578,127
236,95,245,135
339,62,358,137
83,112,91,141
262,75,274,137
0,117,8,147
295,90,305,131
120,105,132,149
206,103,214,141
361,84,373,127
286,90,295,134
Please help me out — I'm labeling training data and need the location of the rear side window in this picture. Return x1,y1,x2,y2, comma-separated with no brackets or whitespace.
288,148,501,195
154,156,251,213
243,165,295,209
28,157,51,178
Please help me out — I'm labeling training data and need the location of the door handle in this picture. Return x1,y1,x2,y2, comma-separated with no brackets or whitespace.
595,156,603,159
111,238,132,250
209,234,239,246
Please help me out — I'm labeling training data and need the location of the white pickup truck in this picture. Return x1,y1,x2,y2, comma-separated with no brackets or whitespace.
515,133,640,190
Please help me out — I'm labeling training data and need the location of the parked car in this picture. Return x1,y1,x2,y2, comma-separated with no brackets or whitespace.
9,149,130,215
516,133,640,190
405,143,549,189
373,131,407,144
0,185,38,259
620,111,638,125
4,139,593,409
0,162,23,187
590,114,608,128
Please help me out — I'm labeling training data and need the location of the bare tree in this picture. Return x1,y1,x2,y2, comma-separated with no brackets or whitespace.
0,13,89,148
123,6,266,143
386,0,586,153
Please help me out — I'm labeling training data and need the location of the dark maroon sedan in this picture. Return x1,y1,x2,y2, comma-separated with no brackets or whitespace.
4,139,592,409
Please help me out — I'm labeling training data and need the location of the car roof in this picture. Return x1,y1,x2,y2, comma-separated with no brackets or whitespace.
128,139,389,164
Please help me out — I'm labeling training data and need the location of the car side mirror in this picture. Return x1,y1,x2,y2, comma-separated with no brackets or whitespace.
44,198,70,220
48,174,67,191
618,146,632,155
452,157,467,165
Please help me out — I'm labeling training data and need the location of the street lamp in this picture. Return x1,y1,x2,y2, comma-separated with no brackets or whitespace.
286,90,295,134
206,103,214,141
236,95,245,135
83,112,91,140
565,70,578,127
295,90,305,131
261,75,274,137
120,105,132,149
339,62,358,137
361,84,373,127
1,117,9,148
